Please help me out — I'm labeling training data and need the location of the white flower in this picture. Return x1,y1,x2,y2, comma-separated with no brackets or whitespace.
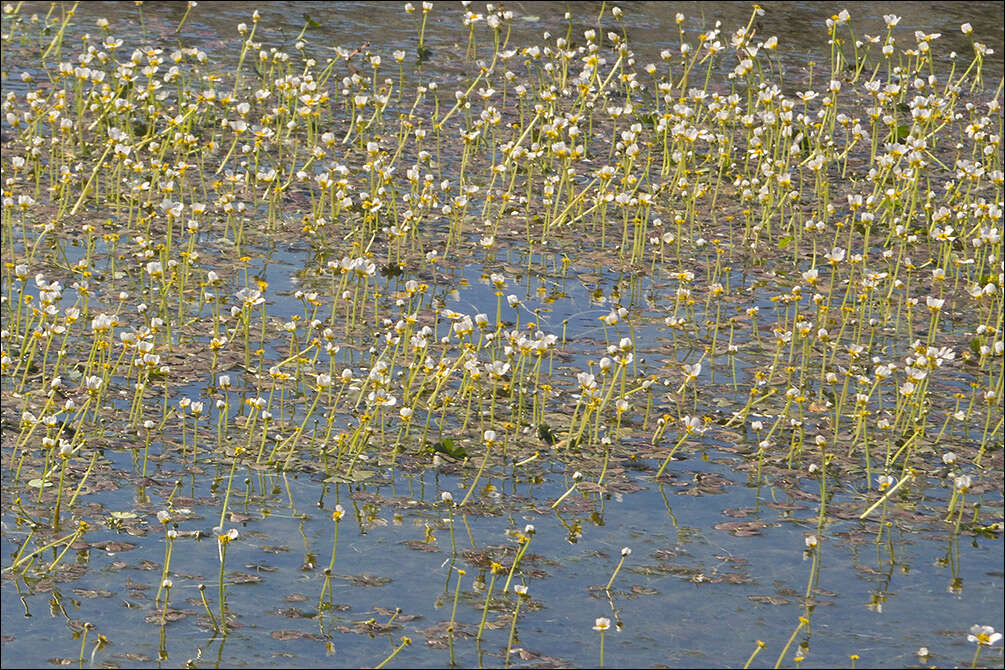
681,415,705,434
967,625,1002,646
593,617,611,631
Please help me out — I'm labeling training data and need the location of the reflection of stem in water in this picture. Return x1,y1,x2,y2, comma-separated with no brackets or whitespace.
320,504,344,608
804,545,820,600
447,568,464,666
158,623,167,662
658,484,679,528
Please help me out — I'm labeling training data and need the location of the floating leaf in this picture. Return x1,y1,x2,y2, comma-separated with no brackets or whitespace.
270,607,312,618
380,263,404,278
431,438,468,459
91,541,138,552
777,235,793,250
748,595,791,606
404,539,441,552
537,423,557,446
629,584,659,596
344,573,391,587
145,609,191,624
271,629,317,640
109,511,138,520
714,521,770,536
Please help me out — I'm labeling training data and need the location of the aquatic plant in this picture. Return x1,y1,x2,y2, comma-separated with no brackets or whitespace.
1,1,1001,667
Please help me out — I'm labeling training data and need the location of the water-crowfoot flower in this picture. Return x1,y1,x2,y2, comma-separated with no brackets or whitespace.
594,616,612,665
968,625,1002,667
968,625,1002,646
954,474,972,492
2,3,1003,662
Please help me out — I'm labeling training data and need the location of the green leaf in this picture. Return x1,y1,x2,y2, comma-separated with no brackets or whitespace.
109,511,138,520
379,263,404,278
302,13,321,28
537,423,557,446
777,235,793,250
431,438,468,459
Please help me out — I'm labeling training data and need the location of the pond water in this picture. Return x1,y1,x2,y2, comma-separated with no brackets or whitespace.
2,1,1003,668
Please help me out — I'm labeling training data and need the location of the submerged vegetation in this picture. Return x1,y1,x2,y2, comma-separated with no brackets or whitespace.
1,1,1003,667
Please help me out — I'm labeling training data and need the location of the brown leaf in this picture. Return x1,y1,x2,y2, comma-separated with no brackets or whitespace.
90,541,138,552
713,521,770,536
747,595,791,605
271,630,318,641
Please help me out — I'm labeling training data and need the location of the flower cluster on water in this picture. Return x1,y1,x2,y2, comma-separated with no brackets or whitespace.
0,2,1001,666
